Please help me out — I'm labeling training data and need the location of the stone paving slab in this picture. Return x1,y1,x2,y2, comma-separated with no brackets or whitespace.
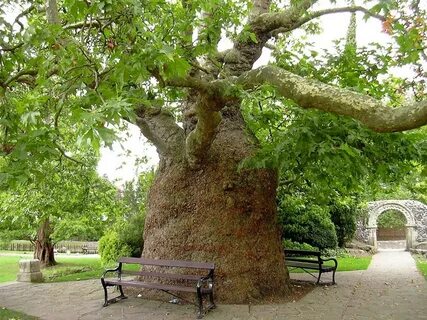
0,251,426,319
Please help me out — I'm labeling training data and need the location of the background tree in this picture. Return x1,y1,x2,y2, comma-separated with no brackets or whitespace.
1,0,427,301
0,157,126,266
99,170,154,265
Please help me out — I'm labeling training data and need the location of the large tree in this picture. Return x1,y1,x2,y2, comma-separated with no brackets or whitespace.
1,0,426,301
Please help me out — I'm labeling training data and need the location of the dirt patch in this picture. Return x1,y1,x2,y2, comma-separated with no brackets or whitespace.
287,280,316,302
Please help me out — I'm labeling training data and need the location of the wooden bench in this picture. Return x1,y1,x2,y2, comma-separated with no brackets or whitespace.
100,257,215,319
81,244,97,254
284,249,337,284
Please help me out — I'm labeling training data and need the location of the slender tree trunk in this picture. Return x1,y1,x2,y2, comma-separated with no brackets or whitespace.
142,107,290,303
34,218,56,266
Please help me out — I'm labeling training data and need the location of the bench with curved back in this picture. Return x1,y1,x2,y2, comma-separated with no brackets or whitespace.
284,249,338,284
101,257,215,319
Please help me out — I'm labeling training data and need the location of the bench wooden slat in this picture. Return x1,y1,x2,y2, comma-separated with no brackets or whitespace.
284,248,337,285
122,270,202,281
104,279,212,293
118,257,215,270
285,257,322,264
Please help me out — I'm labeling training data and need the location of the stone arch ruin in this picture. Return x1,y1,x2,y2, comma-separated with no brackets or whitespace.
357,200,427,250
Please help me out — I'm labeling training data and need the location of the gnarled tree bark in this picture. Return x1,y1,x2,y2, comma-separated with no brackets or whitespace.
140,105,290,302
34,218,56,267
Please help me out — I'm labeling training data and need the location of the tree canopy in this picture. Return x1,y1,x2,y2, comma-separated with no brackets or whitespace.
0,0,426,176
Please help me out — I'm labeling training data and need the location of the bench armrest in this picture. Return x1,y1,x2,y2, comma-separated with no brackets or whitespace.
320,257,338,269
101,265,121,279
196,275,214,290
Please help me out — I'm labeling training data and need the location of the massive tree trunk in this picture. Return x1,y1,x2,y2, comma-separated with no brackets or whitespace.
141,106,290,303
34,218,56,267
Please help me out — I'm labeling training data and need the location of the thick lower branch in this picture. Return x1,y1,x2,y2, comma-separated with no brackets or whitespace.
185,96,222,167
235,65,427,132
135,107,185,159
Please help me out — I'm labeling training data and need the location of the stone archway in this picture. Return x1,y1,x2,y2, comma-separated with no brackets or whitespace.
357,200,427,250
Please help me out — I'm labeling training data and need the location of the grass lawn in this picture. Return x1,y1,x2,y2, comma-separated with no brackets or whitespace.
0,255,24,283
414,255,427,279
336,256,372,271
0,307,38,320
0,254,139,283
1,252,372,283
288,256,372,273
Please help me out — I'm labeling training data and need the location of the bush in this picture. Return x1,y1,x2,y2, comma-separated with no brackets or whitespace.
283,239,317,251
377,210,406,228
321,247,350,258
329,202,357,247
278,198,338,249
98,230,131,266
117,212,145,257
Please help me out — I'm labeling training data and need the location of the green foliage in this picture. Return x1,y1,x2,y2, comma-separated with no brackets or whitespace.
278,197,338,249
282,239,316,251
0,157,127,244
99,170,154,262
98,230,131,266
329,201,359,247
377,210,407,228
239,14,426,250
116,212,145,257
414,255,427,279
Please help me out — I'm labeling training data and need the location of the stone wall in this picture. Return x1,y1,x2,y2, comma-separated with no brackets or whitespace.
356,200,427,248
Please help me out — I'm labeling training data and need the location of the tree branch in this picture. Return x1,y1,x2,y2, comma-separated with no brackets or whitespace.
235,65,427,132
3,70,38,87
290,5,386,32
64,20,102,30
0,42,24,52
185,95,222,167
45,0,60,25
222,0,316,75
134,106,186,159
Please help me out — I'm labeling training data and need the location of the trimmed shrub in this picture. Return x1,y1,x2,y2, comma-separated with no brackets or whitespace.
279,198,338,249
98,230,131,266
283,239,317,251
117,212,145,257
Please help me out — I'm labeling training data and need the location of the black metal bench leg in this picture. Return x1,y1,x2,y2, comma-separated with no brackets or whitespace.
101,278,108,307
196,287,204,319
316,271,322,284
208,292,216,309
332,269,336,285
118,285,126,298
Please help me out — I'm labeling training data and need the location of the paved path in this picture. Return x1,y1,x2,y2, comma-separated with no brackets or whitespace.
0,251,426,319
